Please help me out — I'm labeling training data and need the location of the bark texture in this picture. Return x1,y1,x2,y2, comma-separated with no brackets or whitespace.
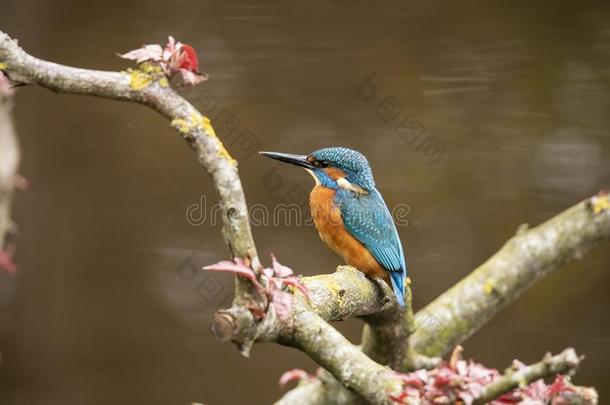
1,30,607,405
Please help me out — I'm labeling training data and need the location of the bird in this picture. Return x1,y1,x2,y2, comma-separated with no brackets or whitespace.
260,147,407,306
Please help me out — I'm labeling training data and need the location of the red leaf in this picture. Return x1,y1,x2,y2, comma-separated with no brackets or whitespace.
203,258,264,292
278,369,313,388
270,289,293,321
392,353,583,404
118,36,207,87
0,71,14,97
118,44,163,63
389,392,409,403
0,249,17,276
547,375,576,397
262,267,274,278
179,44,199,72
14,174,29,191
280,277,311,300
270,253,293,278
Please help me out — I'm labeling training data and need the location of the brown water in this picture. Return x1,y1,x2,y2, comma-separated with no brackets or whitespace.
1,1,609,404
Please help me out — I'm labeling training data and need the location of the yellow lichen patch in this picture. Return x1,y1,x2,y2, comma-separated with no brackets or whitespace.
0,62,6,70
591,195,610,214
171,118,192,134
139,62,164,75
188,113,236,165
326,278,344,305
201,116,217,137
171,113,236,165
217,144,237,165
124,63,168,90
126,68,153,90
188,112,217,137
483,278,495,295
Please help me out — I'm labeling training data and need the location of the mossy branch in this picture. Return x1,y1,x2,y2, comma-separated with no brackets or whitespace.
0,30,258,271
410,193,610,358
207,266,408,403
0,31,410,403
2,29,607,405
210,266,398,353
276,192,610,404
282,309,403,404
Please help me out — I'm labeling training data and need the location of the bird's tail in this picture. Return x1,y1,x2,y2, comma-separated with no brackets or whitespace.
389,270,405,307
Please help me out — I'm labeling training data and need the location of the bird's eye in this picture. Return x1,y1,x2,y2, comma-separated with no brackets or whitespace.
307,156,329,168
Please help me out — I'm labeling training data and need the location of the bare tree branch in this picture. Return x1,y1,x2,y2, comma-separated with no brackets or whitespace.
0,31,408,403
474,347,596,404
411,193,610,358
210,267,393,350
199,267,409,403
2,30,608,405
0,31,259,274
360,285,421,371
282,308,403,404
277,193,610,404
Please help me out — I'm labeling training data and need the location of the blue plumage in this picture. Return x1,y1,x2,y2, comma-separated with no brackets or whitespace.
259,147,408,306
337,188,407,306
310,147,376,191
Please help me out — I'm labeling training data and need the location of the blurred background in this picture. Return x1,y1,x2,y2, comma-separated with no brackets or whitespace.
1,0,609,404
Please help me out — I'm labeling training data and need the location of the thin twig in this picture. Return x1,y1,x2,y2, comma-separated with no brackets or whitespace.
2,30,607,405
0,30,259,269
276,194,610,404
0,31,402,404
474,348,589,404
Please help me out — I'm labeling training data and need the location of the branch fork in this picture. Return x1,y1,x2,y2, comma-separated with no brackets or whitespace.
0,30,606,405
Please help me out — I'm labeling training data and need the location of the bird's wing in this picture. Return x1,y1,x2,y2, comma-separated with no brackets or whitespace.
337,190,406,274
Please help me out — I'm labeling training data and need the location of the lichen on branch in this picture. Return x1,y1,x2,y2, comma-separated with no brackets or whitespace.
0,30,258,268
1,29,607,405
276,194,609,404
410,193,610,358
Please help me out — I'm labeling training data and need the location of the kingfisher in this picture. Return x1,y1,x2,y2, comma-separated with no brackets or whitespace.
260,147,407,306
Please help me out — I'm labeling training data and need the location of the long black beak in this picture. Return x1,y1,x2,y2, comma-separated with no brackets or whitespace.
259,151,315,169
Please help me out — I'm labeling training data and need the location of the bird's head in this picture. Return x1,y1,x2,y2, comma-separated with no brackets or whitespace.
260,147,375,194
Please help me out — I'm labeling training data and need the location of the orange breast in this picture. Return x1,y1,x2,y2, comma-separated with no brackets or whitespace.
309,186,389,283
